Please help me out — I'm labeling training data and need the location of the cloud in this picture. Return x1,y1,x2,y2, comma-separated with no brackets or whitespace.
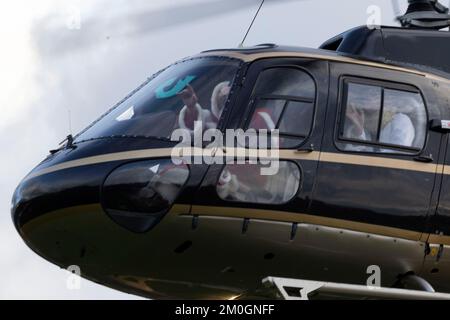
31,0,300,58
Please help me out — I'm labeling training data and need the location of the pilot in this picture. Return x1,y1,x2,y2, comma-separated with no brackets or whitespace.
380,111,415,147
210,81,231,123
177,85,214,134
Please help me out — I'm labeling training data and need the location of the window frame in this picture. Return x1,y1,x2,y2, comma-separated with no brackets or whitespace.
335,76,429,155
242,65,317,149
215,160,302,206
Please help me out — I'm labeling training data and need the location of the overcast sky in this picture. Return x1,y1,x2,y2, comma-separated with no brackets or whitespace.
0,0,403,299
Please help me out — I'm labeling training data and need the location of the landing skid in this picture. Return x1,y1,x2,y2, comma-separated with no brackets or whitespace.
262,277,450,300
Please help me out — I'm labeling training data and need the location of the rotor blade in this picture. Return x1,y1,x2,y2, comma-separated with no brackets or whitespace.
32,0,300,57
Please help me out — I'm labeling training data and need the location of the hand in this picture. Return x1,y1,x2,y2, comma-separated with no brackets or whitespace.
177,85,198,109
346,105,365,137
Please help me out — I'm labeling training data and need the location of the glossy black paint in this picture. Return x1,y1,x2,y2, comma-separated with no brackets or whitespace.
11,35,450,298
192,58,328,215
434,136,450,235
12,53,450,238
12,138,209,232
321,25,450,78
311,61,445,233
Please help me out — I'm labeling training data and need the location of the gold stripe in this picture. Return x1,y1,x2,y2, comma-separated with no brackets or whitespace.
25,147,320,180
21,203,191,236
197,51,450,84
320,152,438,174
190,205,423,241
21,202,450,247
218,147,321,161
25,148,174,180
427,234,450,246
442,165,450,175
25,147,446,180
189,205,450,246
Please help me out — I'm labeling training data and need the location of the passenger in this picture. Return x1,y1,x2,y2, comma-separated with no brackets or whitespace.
250,109,276,131
343,103,373,152
344,103,371,141
380,112,415,147
210,81,231,124
216,168,251,201
247,105,280,149
177,85,214,134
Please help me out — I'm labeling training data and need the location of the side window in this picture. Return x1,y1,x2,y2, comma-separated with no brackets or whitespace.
339,80,427,153
217,161,301,205
246,67,316,148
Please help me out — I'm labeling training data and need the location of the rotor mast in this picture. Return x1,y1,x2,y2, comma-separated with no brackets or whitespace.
398,0,450,29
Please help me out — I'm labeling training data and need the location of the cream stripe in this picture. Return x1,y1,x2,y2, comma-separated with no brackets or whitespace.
25,148,174,180
443,165,450,175
25,147,320,180
428,234,450,246
197,51,450,84
190,205,450,245
190,205,423,242
25,147,447,180
20,203,450,246
320,152,438,174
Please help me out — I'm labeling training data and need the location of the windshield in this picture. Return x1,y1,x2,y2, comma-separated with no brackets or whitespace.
75,57,241,143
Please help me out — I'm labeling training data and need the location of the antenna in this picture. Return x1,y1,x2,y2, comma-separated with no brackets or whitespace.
68,109,72,134
239,0,265,48
67,108,72,134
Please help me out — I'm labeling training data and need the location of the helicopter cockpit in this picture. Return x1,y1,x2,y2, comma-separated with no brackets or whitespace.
74,57,240,144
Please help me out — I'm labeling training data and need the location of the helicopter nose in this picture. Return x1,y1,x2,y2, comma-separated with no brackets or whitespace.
11,158,112,261
11,149,191,264
11,148,200,299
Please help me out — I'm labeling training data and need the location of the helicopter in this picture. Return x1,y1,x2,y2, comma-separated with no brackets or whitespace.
11,0,450,299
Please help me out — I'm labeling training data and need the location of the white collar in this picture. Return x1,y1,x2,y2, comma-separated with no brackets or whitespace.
179,103,203,130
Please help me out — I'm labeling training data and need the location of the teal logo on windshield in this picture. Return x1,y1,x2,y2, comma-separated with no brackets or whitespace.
155,75,196,99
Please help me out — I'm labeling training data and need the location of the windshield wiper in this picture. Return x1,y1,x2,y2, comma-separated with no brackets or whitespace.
72,135,176,145
49,134,76,154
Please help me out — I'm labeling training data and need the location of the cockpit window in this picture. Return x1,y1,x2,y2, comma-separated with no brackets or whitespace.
245,67,316,149
74,58,240,143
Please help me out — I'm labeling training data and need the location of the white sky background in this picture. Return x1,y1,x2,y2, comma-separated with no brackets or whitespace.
0,0,404,299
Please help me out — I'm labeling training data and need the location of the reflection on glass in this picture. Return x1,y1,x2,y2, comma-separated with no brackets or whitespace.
253,68,315,99
279,101,314,137
103,160,189,215
75,58,240,142
341,82,427,153
247,67,316,149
